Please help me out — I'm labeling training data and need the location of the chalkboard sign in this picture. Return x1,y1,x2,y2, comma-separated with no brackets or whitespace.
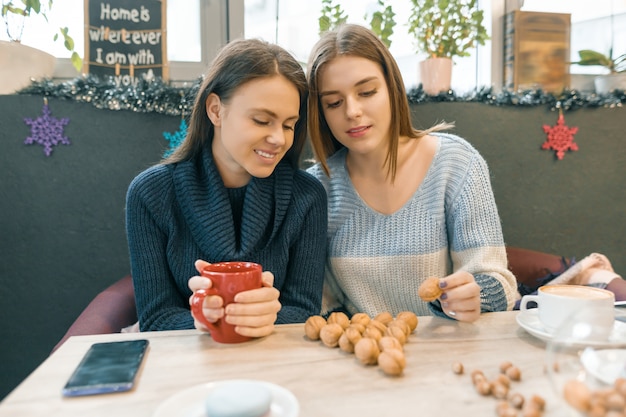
84,0,168,86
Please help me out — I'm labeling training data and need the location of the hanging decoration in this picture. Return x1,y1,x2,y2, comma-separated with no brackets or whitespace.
18,75,199,116
162,118,188,158
541,108,579,160
16,75,625,116
407,85,625,111
23,97,71,156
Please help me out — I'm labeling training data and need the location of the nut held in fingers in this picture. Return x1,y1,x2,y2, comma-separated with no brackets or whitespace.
418,277,442,301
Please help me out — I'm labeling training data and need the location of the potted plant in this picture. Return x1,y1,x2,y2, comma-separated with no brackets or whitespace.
318,0,395,48
407,0,489,95
365,0,396,48
318,0,347,36
571,49,626,94
1,0,82,94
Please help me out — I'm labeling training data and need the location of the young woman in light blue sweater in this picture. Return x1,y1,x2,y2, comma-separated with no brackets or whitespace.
306,24,517,322
126,39,327,337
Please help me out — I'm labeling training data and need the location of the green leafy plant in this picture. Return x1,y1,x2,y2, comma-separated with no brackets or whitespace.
318,0,347,36
2,0,82,71
318,0,396,48
407,0,489,59
571,49,626,74
365,0,396,48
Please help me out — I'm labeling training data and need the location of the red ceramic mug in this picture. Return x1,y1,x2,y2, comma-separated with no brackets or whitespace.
190,261,263,343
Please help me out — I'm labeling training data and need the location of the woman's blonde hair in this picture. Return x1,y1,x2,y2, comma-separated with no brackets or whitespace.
307,24,452,180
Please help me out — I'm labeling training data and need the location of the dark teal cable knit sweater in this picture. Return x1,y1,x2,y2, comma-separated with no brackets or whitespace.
126,146,327,331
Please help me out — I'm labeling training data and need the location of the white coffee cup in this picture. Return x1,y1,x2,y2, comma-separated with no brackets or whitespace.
519,285,615,340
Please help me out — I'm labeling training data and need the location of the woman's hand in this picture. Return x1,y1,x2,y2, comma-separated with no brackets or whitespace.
438,271,481,323
188,259,282,337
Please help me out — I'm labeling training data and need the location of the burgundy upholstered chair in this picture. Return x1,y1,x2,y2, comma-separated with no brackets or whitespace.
52,274,137,352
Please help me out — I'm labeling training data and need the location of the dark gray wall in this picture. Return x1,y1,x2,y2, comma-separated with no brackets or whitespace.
0,95,175,399
1,95,624,400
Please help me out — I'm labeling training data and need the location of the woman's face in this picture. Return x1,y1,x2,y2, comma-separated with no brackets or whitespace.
317,55,392,156
208,75,300,187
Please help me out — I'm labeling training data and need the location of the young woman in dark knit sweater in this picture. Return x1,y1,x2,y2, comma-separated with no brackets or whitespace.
125,38,327,339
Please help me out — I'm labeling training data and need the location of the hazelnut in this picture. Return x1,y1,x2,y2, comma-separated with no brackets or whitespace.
505,365,521,381
378,336,403,352
496,401,517,417
527,394,545,411
451,362,464,375
606,391,625,411
327,311,350,329
304,315,326,340
350,312,371,327
347,323,366,334
418,277,442,301
588,404,607,417
475,380,491,396
563,379,591,413
367,319,388,334
594,386,614,399
509,392,524,409
362,326,384,341
589,392,607,410
374,311,393,325
338,332,353,353
492,382,509,399
319,323,344,348
494,373,510,388
338,326,362,353
387,319,411,338
354,337,380,365
378,348,406,376
471,369,486,385
396,311,418,332
615,378,626,397
521,404,542,417
385,325,407,345
499,361,513,373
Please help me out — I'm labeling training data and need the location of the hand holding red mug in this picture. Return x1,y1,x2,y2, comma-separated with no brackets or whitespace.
188,260,281,343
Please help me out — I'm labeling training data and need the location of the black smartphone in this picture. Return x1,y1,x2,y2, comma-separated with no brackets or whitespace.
62,339,149,397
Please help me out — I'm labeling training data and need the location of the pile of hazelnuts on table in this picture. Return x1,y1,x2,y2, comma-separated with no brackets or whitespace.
303,277,442,376
304,310,418,377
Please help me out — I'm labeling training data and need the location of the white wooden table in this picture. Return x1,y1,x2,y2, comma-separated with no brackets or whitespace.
0,311,570,417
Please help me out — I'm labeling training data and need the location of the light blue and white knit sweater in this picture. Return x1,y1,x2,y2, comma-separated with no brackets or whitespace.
307,133,517,318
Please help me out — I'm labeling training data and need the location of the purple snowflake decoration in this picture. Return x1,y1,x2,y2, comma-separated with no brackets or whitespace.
163,118,188,157
24,102,71,156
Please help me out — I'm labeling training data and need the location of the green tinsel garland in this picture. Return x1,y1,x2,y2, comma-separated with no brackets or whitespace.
18,75,625,116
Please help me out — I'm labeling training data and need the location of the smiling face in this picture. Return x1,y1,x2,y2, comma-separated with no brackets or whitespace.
208,75,300,187
318,55,392,157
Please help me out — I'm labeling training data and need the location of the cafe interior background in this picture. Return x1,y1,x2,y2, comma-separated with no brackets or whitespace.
0,0,624,400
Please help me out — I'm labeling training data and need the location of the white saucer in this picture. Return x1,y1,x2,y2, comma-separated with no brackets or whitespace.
153,379,299,417
516,309,626,347
580,348,626,385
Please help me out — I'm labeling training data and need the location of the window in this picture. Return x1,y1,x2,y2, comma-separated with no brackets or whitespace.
0,0,240,82
244,0,490,93
2,0,623,89
244,0,626,92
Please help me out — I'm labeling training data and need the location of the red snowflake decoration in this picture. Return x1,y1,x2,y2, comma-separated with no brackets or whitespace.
541,112,578,160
